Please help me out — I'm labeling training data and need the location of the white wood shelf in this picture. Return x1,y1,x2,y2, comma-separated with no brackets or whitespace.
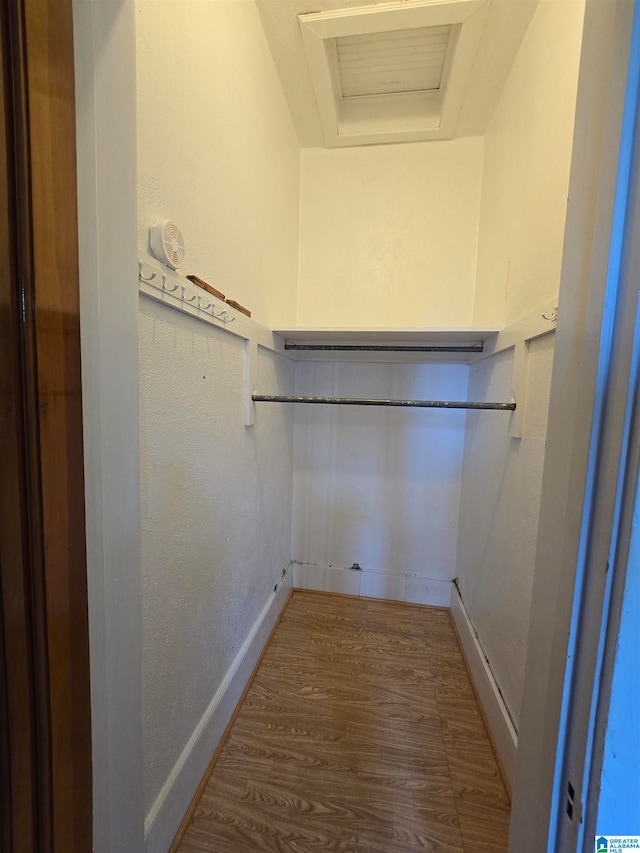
273,327,501,363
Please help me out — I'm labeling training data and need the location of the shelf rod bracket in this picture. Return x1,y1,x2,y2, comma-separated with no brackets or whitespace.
510,340,529,439
245,340,258,427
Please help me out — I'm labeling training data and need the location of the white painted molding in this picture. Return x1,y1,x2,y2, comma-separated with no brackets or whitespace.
510,339,530,439
293,561,452,607
468,301,557,439
449,583,518,791
299,0,489,147
470,299,558,365
244,339,258,427
74,1,144,850
138,254,290,359
143,564,293,853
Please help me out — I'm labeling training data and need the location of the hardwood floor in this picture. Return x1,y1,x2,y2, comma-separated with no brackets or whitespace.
176,591,510,853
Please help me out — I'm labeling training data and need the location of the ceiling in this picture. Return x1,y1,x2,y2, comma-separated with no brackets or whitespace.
256,0,538,148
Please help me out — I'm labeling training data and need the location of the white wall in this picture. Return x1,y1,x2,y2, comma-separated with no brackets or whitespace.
456,0,585,733
297,139,484,328
136,0,300,328
473,0,586,327
292,361,467,604
455,336,554,724
139,299,294,823
136,2,301,847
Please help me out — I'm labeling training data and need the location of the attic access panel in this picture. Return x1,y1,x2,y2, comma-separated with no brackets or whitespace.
336,25,454,98
299,0,488,147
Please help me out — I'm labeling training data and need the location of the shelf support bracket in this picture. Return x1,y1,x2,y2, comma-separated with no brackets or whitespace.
510,340,529,439
245,339,258,427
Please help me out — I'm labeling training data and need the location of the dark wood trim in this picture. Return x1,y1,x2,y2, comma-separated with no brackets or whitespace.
0,0,92,850
0,1,51,848
24,1,92,847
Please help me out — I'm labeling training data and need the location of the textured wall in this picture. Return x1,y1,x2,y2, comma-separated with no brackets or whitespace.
455,0,585,731
473,0,585,327
136,0,300,327
139,297,294,813
297,139,483,327
293,361,468,582
136,0,301,820
456,336,554,726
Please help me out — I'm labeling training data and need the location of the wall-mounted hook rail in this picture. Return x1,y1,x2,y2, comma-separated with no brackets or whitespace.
252,395,516,411
138,253,290,430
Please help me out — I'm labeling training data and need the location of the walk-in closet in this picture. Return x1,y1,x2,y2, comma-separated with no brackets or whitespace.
71,0,638,850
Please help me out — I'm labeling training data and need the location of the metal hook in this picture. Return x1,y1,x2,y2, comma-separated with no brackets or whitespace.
198,296,213,312
542,306,558,322
182,288,197,304
139,262,157,283
163,279,180,294
214,309,235,324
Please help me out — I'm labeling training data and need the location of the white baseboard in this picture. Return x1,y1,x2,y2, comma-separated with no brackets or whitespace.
292,562,452,608
449,583,518,791
143,564,293,853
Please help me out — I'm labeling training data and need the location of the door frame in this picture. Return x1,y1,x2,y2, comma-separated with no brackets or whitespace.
71,0,144,850
510,0,639,850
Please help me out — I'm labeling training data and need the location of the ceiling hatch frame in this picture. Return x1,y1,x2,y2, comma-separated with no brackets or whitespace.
299,0,489,147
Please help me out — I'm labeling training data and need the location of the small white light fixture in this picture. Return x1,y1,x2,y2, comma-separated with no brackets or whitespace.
149,220,186,270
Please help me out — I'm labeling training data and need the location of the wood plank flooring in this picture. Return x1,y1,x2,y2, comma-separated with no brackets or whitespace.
176,591,510,853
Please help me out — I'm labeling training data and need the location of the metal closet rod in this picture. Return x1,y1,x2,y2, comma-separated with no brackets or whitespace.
252,395,516,411
284,344,484,353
